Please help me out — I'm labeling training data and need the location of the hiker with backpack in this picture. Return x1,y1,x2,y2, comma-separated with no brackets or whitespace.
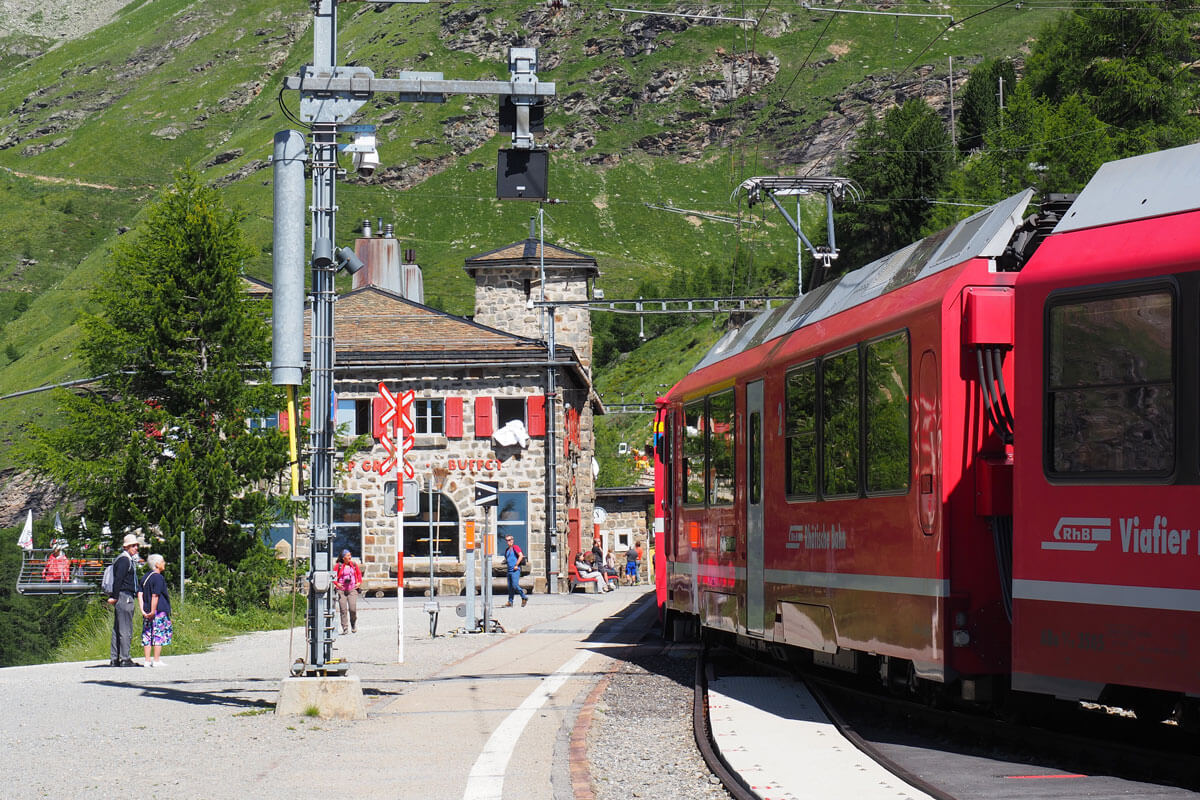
105,533,142,667
502,535,528,607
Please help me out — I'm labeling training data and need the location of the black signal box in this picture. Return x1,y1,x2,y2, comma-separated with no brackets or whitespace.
497,149,548,201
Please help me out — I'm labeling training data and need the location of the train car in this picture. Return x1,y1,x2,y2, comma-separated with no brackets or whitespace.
656,142,1200,714
1010,146,1200,721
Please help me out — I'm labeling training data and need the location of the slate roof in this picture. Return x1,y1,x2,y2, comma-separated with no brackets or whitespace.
283,285,589,386
463,237,599,278
242,275,272,298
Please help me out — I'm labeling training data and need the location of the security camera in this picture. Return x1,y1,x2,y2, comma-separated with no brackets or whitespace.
348,132,380,177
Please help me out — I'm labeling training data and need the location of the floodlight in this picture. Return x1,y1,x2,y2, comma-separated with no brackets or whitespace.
312,237,334,268
335,246,365,275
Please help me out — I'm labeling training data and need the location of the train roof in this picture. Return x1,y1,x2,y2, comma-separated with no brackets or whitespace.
690,188,1034,373
1053,141,1200,234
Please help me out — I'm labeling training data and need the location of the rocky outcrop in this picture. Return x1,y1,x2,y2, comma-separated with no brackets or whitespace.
0,469,73,529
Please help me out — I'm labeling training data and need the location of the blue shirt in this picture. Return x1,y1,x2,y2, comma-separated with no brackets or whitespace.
112,552,138,597
505,545,523,572
141,571,171,617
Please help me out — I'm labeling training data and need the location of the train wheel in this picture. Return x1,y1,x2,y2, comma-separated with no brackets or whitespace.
1174,699,1200,731
1131,693,1178,725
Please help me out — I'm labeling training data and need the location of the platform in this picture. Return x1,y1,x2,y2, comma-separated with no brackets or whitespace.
707,675,936,800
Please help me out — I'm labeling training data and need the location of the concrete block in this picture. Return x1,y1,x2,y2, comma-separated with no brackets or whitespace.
276,675,367,720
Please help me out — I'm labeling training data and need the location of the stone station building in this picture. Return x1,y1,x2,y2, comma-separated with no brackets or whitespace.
282,231,603,595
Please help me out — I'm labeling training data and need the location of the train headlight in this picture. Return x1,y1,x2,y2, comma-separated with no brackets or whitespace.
953,629,971,647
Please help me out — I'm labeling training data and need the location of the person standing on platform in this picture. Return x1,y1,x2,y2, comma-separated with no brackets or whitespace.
334,549,362,634
107,533,141,667
503,536,528,607
625,544,638,586
140,554,172,667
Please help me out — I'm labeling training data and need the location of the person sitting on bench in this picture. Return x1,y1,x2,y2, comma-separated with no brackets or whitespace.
42,543,70,582
575,552,609,592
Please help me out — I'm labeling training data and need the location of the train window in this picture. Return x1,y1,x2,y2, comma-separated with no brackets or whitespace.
684,401,706,504
708,390,735,506
1047,290,1174,476
749,411,761,505
822,348,861,497
785,364,818,498
865,332,910,493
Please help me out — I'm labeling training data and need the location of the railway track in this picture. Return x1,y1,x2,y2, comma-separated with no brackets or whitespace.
692,645,1200,800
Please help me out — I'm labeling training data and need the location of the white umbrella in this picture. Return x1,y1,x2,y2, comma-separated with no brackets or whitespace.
17,510,33,551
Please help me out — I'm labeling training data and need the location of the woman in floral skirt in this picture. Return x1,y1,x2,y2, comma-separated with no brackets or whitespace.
140,553,173,667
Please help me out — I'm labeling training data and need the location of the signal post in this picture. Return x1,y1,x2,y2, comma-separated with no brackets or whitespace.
273,0,554,716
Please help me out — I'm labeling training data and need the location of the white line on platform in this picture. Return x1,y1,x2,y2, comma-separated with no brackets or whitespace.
461,649,593,800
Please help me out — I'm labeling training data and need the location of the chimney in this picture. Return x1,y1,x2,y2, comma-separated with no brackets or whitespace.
351,223,424,303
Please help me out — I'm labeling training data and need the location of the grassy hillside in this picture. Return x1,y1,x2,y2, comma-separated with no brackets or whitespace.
593,318,725,486
0,0,1054,469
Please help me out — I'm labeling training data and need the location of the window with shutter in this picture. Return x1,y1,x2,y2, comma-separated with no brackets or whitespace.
372,396,390,440
278,398,311,432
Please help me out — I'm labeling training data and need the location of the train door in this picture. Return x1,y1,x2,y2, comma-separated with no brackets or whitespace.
746,380,766,635
918,350,941,536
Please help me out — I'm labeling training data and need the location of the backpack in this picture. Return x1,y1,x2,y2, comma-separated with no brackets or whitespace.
100,561,115,595
101,552,131,595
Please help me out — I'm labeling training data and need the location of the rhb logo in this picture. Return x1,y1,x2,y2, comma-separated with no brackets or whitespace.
1043,516,1111,551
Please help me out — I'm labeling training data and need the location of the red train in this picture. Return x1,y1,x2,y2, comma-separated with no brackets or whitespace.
653,143,1200,723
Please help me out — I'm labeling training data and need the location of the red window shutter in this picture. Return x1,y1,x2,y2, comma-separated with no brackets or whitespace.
527,395,546,436
445,396,464,438
372,396,391,440
474,397,493,438
279,398,309,431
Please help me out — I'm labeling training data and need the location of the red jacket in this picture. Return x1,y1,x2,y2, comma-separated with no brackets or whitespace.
42,554,70,582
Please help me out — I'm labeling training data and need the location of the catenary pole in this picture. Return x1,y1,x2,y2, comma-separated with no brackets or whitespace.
281,0,555,668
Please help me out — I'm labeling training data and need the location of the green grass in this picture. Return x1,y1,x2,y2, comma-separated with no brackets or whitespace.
52,592,300,663
593,320,723,486
0,0,1060,473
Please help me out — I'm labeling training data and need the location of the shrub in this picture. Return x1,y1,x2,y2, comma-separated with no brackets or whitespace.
186,543,294,614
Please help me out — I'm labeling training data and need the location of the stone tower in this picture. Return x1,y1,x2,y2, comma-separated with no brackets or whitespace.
464,236,599,371
464,235,601,577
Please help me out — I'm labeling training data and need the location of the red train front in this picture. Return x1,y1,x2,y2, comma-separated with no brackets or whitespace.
654,143,1200,720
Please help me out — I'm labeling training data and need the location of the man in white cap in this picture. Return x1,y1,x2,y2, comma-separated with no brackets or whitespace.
107,533,142,667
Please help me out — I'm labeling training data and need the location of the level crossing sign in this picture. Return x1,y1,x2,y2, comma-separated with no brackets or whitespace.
474,480,498,507
377,383,416,480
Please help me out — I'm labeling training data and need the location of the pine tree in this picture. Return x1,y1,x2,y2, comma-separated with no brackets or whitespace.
956,59,1018,154
20,172,291,581
1024,0,1200,148
838,100,955,272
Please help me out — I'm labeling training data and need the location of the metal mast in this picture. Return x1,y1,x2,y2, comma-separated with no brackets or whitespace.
276,0,555,670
